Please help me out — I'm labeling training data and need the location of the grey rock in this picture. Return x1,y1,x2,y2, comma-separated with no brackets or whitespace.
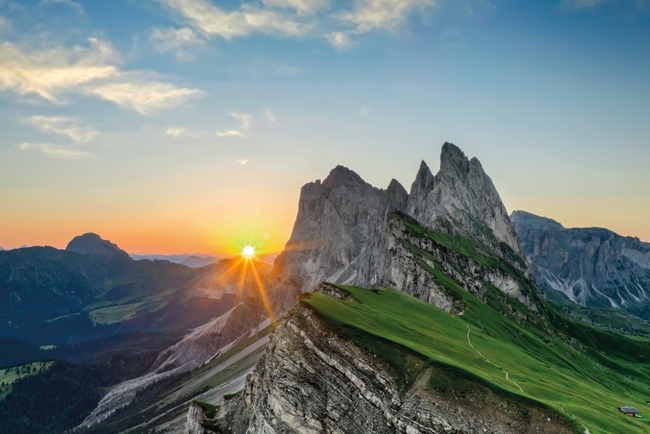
408,143,524,258
511,210,650,313
273,165,385,291
219,286,573,434
275,143,531,311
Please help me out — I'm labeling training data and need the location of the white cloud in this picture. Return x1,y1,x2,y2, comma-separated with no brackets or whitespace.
27,115,98,143
157,0,310,39
339,0,434,33
325,31,355,50
166,127,188,137
359,104,370,115
264,107,276,124
560,0,648,7
236,159,249,164
18,142,95,159
150,27,205,59
229,111,252,130
216,129,246,137
87,75,204,115
215,111,252,136
0,15,10,31
41,0,84,14
166,126,201,137
0,38,204,114
560,0,609,7
261,0,328,15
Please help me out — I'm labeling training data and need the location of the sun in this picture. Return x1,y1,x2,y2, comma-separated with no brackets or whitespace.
242,245,256,259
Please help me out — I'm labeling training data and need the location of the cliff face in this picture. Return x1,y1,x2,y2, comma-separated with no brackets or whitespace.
511,210,650,314
273,165,385,291
274,143,532,311
219,286,572,434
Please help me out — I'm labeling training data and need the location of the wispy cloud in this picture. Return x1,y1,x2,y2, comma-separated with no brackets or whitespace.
261,0,329,15
0,38,204,114
230,111,252,130
166,126,201,137
166,127,188,137
359,104,370,115
40,0,84,14
264,107,276,124
217,110,252,137
236,159,249,164
216,129,246,137
325,31,355,50
156,0,310,39
340,0,434,32
26,115,98,143
87,75,204,115
20,115,98,159
0,16,10,31
154,0,437,51
18,142,95,159
560,0,648,8
327,0,435,48
150,27,205,60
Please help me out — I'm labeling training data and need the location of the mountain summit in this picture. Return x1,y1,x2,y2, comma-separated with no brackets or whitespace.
65,233,129,259
275,142,533,312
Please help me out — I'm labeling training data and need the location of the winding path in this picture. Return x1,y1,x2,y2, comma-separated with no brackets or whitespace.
465,325,523,393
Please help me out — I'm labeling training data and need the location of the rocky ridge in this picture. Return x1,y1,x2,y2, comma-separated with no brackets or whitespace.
217,284,572,434
511,210,650,315
274,142,532,312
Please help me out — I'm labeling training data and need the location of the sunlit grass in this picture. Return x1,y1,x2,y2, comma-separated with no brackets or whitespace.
303,284,650,434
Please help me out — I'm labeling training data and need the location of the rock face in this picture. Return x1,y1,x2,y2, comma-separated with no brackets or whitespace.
219,286,572,434
185,402,207,434
511,210,650,315
407,144,523,257
273,165,385,291
274,143,531,311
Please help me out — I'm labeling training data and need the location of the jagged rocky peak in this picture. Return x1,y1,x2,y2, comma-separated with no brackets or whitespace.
408,142,524,259
383,178,408,212
407,160,435,206
273,165,385,291
65,233,129,259
439,141,470,179
275,142,532,309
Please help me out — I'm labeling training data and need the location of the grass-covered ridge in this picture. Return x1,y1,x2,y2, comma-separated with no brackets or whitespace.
302,281,650,434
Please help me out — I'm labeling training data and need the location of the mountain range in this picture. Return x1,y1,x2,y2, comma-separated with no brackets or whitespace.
2,143,650,434
512,210,650,318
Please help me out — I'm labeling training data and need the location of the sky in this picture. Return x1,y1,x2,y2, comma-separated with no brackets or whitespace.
0,0,649,255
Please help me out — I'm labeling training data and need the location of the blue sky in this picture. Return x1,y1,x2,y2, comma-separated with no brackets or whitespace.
1,0,649,253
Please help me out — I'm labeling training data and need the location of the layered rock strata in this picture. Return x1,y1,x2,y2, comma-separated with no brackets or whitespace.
218,286,572,434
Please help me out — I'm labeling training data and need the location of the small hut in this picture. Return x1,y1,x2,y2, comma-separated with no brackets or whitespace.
618,406,641,417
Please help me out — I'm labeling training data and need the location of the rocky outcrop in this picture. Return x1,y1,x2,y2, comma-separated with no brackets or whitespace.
379,214,535,313
218,293,572,434
511,210,650,314
186,402,208,434
273,165,385,291
274,143,532,311
407,143,524,259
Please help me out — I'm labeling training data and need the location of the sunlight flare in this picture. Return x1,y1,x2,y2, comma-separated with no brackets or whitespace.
242,245,255,259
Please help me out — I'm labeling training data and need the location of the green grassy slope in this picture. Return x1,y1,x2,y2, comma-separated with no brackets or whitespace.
303,284,650,434
300,213,650,434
